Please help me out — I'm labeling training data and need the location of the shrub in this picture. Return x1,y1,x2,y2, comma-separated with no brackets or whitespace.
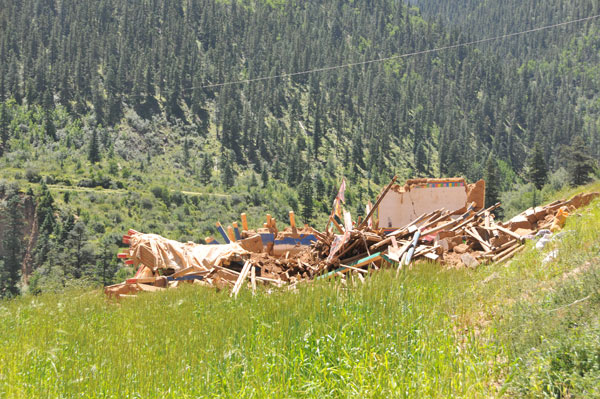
150,185,170,203
140,197,154,210
25,168,41,183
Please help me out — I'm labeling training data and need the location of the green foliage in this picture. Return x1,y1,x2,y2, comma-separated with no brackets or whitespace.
567,136,597,187
88,129,101,164
0,185,22,297
300,178,314,224
484,153,502,217
528,143,548,190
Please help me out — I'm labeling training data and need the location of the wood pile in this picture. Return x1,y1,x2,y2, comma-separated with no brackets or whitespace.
105,177,599,298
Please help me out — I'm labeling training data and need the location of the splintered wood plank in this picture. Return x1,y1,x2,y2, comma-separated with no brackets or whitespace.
486,224,524,242
387,240,412,263
319,253,383,280
231,260,252,297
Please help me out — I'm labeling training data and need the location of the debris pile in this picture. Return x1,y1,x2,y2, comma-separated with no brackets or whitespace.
104,176,599,298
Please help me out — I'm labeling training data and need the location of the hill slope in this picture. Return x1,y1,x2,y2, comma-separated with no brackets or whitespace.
0,0,599,292
1,184,600,397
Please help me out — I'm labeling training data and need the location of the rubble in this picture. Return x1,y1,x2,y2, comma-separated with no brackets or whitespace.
104,177,600,298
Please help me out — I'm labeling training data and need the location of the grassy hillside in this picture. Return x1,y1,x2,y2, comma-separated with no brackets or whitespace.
1,183,599,398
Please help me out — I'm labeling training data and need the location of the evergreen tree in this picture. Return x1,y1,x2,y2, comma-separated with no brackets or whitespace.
31,182,57,270
300,179,314,224
88,129,101,164
415,142,427,175
220,153,235,187
484,154,503,218
261,165,269,188
566,136,596,186
43,110,57,141
313,110,322,159
65,220,95,279
1,186,22,297
0,102,8,156
527,143,548,189
200,154,213,184
97,235,118,286
182,137,190,168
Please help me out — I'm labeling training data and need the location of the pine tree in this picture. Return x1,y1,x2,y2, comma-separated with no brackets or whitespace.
566,136,596,186
415,142,427,175
484,154,503,218
220,153,235,187
88,129,101,164
182,137,190,168
200,154,213,184
300,179,314,224
527,143,548,189
43,110,57,141
66,220,95,279
313,109,322,159
37,182,56,234
97,235,117,286
0,102,9,156
261,165,269,188
1,186,22,297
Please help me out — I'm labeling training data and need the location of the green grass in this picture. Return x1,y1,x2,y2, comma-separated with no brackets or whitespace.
1,183,600,398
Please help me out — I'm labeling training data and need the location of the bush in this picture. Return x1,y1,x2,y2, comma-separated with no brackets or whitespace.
140,197,154,210
25,168,41,183
170,191,185,206
150,185,170,203
548,167,570,192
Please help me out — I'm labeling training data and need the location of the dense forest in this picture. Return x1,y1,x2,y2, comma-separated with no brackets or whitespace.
0,0,598,296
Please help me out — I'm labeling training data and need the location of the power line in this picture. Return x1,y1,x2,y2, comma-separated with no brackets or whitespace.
184,13,600,91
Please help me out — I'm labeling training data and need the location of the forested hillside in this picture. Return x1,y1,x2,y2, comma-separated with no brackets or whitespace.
0,0,599,295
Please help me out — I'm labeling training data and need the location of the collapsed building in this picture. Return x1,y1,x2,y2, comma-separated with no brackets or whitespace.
105,176,599,298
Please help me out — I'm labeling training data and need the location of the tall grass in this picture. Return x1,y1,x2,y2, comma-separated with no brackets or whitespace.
1,183,600,398
0,265,502,398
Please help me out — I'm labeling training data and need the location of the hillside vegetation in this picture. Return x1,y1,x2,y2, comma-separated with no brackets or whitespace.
0,0,599,293
1,183,600,398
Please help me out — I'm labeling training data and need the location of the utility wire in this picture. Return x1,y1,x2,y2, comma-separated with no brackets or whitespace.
184,13,600,91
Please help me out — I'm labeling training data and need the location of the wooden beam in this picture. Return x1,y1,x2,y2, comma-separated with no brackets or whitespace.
231,261,252,297
232,222,241,241
338,264,369,274
240,213,248,231
318,253,383,279
387,239,412,263
227,226,236,242
215,222,231,244
486,224,524,242
404,230,421,266
483,238,519,255
491,242,520,261
357,175,398,229
465,227,492,252
495,244,524,263
418,210,451,232
330,216,345,234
